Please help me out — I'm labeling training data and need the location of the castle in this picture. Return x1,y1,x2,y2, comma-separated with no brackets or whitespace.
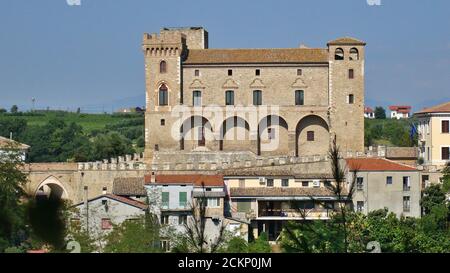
142,27,365,169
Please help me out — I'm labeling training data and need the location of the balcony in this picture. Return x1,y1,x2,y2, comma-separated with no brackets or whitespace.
257,201,333,220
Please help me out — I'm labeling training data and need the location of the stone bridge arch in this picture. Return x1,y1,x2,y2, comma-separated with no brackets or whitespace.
34,175,70,200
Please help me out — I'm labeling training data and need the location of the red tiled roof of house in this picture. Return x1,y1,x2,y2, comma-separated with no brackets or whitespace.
73,194,148,210
346,158,417,171
145,174,224,187
327,37,366,46
364,107,373,113
389,105,411,111
0,136,30,150
184,48,329,64
415,101,450,115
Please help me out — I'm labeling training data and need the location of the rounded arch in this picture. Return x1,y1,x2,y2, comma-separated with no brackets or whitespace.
219,116,251,151
334,48,344,60
34,175,69,200
295,115,330,157
180,116,215,150
349,48,359,61
257,115,289,156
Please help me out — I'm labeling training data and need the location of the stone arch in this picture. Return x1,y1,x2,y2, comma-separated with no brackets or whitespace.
295,115,330,157
180,116,215,151
219,116,251,151
258,115,289,156
34,175,69,200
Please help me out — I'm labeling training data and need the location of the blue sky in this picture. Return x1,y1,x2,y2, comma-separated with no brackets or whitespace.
0,0,449,112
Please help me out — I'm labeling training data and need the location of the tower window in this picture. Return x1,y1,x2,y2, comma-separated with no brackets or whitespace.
158,84,168,106
307,131,315,141
154,144,159,151
160,60,167,73
194,69,200,77
349,69,354,79
225,90,234,106
253,90,262,106
348,94,354,104
335,48,344,60
350,48,359,61
295,90,304,106
228,69,233,76
193,90,202,106
160,119,165,126
255,69,260,76
297,69,302,76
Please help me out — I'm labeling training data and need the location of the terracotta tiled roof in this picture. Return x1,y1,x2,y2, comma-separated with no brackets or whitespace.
184,48,329,64
327,37,366,46
223,168,333,179
364,107,374,113
0,136,30,150
113,177,147,196
346,158,417,171
230,187,340,198
73,194,148,210
145,174,224,187
389,105,411,111
415,101,450,115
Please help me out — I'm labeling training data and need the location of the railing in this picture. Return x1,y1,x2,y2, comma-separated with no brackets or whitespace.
403,206,411,212
403,186,411,192
258,208,330,219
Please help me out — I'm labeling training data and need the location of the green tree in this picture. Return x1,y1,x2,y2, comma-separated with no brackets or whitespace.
0,143,28,252
0,108,6,114
103,213,160,253
374,106,386,119
442,162,450,193
421,185,446,215
247,232,271,253
10,105,18,114
90,132,135,161
223,237,249,253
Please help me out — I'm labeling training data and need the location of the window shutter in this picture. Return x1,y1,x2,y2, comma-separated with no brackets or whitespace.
442,120,449,133
442,147,450,160
179,192,187,206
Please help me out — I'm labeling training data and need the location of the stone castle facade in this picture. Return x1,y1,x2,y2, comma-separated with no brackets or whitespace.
142,27,365,168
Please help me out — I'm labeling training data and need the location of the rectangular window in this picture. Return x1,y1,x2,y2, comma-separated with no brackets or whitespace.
356,201,364,213
237,200,251,213
349,69,354,79
266,178,274,187
297,69,302,76
357,177,364,191
225,90,234,106
253,90,262,106
101,218,112,230
307,131,314,141
162,192,169,208
179,192,187,208
442,120,450,133
160,119,165,126
403,196,411,212
403,177,410,191
159,90,168,106
228,69,232,76
295,90,304,106
348,94,354,104
154,144,159,151
255,69,260,76
442,147,450,160
302,181,309,187
281,179,289,187
178,215,187,225
194,69,200,77
193,91,202,106
386,176,393,185
207,198,219,208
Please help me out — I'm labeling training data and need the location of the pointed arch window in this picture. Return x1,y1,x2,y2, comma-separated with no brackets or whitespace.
159,84,168,106
160,60,167,73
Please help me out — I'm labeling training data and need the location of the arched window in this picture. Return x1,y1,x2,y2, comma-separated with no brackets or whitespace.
193,90,202,106
160,60,167,73
159,84,168,106
350,48,359,61
225,90,234,106
295,90,304,106
335,48,344,60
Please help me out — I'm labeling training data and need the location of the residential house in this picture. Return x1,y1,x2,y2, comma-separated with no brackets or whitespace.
389,105,411,119
0,136,29,161
414,101,450,186
364,107,375,119
346,158,421,218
